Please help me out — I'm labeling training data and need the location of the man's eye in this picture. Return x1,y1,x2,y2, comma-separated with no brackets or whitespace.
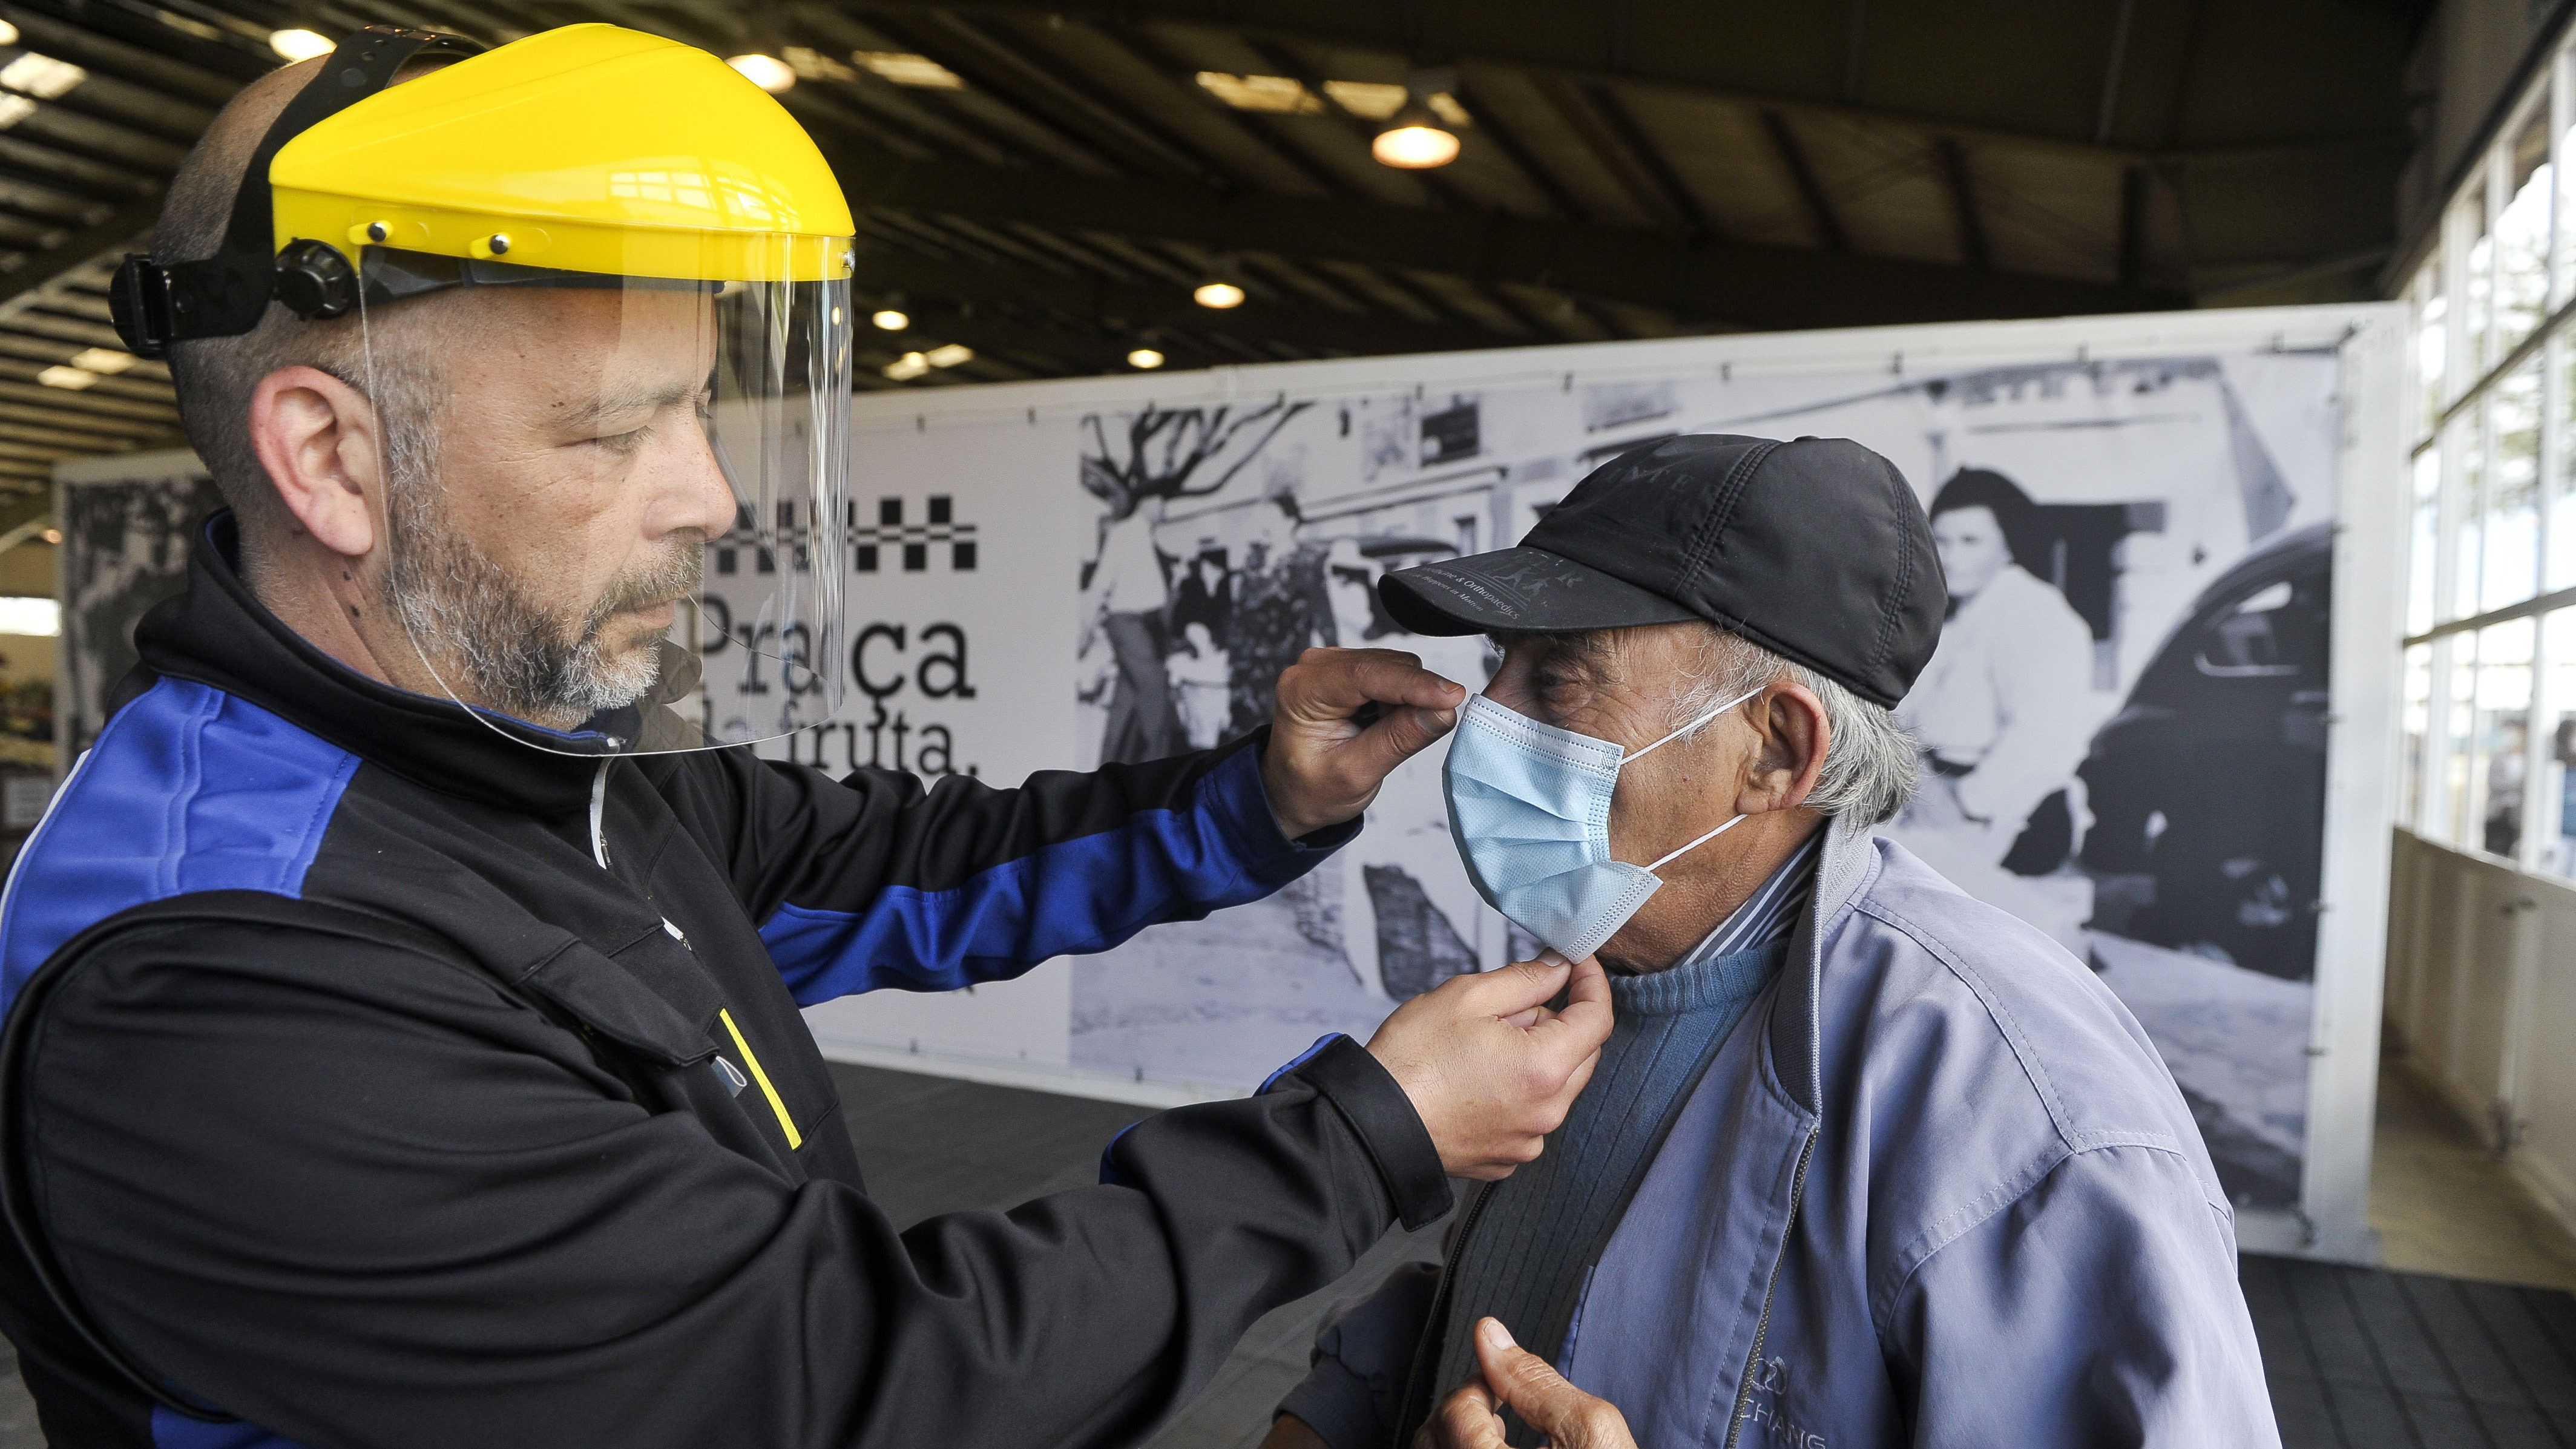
590,426,651,456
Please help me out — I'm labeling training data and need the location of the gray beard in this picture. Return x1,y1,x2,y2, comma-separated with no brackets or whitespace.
385,484,703,729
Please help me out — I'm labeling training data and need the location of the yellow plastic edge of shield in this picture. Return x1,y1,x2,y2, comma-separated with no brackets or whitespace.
266,24,855,284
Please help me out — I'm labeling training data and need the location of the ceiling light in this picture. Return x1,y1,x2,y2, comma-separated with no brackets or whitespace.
269,28,334,63
0,97,32,131
1373,116,1459,169
1127,347,1165,370
727,53,796,93
781,45,855,82
36,365,96,390
923,343,974,368
871,308,909,331
853,51,964,89
1195,71,1318,114
0,53,84,99
69,347,134,374
37,527,59,546
1193,280,1245,310
0,22,18,47
0,596,58,637
883,352,932,381
1321,80,1407,120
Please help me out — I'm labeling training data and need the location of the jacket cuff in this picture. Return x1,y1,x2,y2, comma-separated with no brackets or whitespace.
1203,729,1362,886
1274,1034,1452,1230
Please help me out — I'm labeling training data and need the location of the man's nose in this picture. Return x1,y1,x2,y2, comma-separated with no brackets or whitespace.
658,426,742,540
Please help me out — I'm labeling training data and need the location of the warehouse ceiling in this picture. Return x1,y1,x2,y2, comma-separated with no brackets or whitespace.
0,0,2424,504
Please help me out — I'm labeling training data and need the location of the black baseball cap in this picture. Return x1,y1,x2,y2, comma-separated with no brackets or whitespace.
1378,433,1942,708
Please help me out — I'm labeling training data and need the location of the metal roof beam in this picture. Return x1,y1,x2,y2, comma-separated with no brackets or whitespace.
1935,137,1988,271
1592,83,1713,240
827,136,2184,329
851,245,1514,356
815,0,2407,169
1760,110,1845,252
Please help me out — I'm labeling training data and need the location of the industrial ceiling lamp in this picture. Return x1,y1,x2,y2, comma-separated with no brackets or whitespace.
728,7,797,94
1372,68,1461,169
1127,347,1166,369
1192,257,1246,310
727,51,795,93
872,292,910,330
269,27,334,62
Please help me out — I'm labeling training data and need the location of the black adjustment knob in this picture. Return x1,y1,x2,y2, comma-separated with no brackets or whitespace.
273,239,358,320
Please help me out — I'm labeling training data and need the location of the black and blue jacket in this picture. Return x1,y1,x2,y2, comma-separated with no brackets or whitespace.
0,518,1450,1449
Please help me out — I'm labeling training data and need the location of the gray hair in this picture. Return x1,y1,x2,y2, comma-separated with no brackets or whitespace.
1666,622,1919,826
154,58,455,587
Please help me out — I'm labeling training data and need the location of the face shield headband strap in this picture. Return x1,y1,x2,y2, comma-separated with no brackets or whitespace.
107,24,487,360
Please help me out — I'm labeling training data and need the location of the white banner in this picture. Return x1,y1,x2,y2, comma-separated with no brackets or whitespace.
761,306,2405,1259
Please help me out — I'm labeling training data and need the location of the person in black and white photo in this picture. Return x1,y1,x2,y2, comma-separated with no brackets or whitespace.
1896,468,2097,878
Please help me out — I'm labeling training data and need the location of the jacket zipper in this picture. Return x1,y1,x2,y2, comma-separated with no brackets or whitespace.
588,757,613,871
1721,1123,1819,1449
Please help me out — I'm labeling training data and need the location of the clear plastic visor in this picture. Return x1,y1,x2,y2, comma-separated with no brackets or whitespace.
353,235,852,754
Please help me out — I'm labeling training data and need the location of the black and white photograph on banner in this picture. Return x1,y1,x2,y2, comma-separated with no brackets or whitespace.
1066,347,2343,1213
51,456,222,760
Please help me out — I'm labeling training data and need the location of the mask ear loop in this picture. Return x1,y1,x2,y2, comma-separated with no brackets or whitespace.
1624,683,1766,873
1648,812,1749,872
1622,683,1765,766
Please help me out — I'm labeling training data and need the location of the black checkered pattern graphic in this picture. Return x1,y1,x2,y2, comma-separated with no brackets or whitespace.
711,495,978,576
853,494,978,573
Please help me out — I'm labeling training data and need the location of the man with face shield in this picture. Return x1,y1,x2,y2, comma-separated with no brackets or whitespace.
0,27,1612,1448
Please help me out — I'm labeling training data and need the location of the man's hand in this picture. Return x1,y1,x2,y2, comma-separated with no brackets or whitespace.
1263,647,1467,840
1422,1318,1636,1449
1365,955,1611,1180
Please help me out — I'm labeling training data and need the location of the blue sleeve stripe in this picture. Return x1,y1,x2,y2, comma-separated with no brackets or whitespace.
1097,1120,1141,1188
761,746,1302,1005
0,679,356,1013
1258,1033,1346,1095
151,1405,310,1448
1102,1033,1344,1188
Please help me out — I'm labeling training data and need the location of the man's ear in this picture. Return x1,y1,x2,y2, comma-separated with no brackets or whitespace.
247,364,384,560
1738,683,1831,815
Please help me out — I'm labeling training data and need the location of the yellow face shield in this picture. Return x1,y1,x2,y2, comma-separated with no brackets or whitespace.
289,25,855,753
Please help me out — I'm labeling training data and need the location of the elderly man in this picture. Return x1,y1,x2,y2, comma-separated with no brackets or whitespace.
1267,435,2278,1449
0,27,1610,1449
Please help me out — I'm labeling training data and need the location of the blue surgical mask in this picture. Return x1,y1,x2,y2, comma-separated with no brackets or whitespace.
1442,687,1761,962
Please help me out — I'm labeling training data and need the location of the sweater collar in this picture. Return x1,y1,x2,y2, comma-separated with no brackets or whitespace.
123,514,632,818
1609,935,1787,1018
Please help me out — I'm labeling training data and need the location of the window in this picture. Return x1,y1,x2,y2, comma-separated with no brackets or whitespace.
2414,261,2448,435
2411,448,2441,638
2486,360,2543,613
2465,182,2496,373
2554,338,2576,592
2435,636,2480,846
2472,618,2537,859
2497,114,2554,355
2541,610,2576,876
2404,642,2434,830
2453,406,2486,622
2402,37,2576,884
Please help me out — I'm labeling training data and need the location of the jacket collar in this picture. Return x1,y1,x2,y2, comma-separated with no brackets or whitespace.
123,514,625,818
1766,809,1884,1117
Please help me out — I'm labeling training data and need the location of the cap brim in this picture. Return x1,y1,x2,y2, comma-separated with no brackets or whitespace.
1378,547,1698,637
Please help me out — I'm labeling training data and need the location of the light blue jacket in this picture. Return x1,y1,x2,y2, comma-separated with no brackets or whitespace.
1301,814,2281,1448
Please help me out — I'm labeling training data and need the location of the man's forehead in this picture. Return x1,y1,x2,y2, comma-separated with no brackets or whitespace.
443,286,712,383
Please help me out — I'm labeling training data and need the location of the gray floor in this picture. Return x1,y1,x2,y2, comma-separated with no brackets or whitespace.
2,1060,2568,1447
2247,1253,2576,1447
829,1060,1443,1449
